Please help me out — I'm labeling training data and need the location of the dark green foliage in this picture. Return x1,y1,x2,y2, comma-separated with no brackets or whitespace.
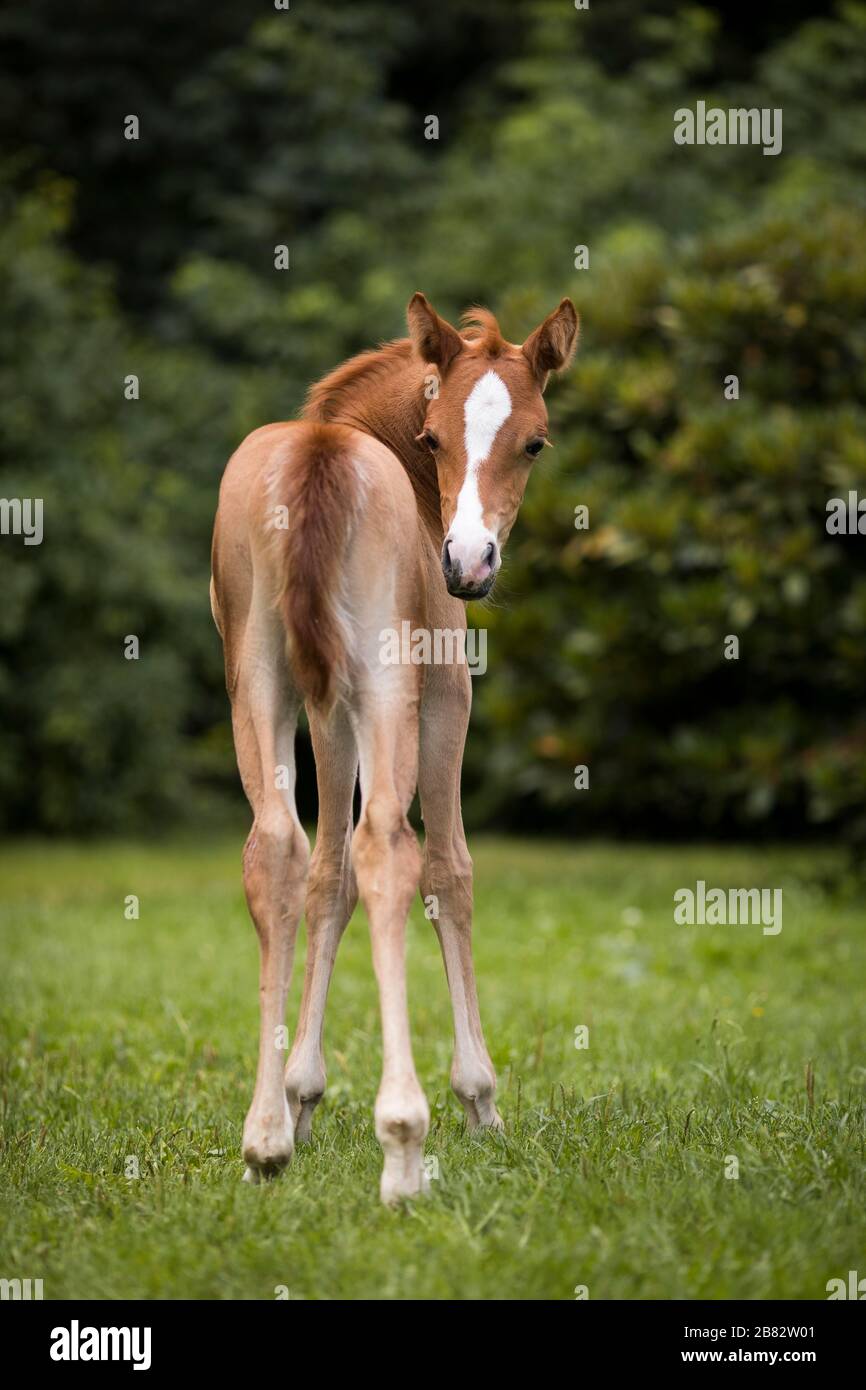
1,2,864,835
466,196,866,837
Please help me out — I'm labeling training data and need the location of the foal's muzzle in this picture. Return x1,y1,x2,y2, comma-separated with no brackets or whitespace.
442,538,497,600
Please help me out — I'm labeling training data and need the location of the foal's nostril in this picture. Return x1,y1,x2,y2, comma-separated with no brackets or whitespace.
442,538,453,571
481,541,496,568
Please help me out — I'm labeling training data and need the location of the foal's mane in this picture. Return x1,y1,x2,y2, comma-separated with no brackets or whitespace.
302,338,414,423
303,336,441,527
301,307,511,532
459,307,508,357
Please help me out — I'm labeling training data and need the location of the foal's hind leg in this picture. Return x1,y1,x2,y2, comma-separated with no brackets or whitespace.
419,666,502,1130
231,600,309,1182
285,704,358,1142
352,681,429,1204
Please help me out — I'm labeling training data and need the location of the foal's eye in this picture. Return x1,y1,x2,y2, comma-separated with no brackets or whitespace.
423,430,439,451
525,438,545,458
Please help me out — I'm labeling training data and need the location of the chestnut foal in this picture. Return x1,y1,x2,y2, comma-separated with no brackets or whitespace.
211,293,578,1202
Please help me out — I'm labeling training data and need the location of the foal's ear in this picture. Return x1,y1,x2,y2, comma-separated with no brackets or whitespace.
407,292,463,372
522,298,579,389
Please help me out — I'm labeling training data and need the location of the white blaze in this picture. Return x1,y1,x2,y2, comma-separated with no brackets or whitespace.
449,369,511,573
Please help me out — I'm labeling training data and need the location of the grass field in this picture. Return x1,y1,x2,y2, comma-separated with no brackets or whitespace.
1,833,864,1301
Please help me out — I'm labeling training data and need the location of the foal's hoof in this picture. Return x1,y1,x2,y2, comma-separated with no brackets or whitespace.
292,1102,317,1146
241,1141,293,1181
376,1091,431,1206
462,1097,504,1132
380,1157,430,1207
478,1105,505,1132
242,1114,294,1181
285,1062,326,1145
285,1085,323,1145
242,1158,290,1184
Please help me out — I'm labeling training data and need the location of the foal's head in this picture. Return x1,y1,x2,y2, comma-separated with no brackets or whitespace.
408,292,578,599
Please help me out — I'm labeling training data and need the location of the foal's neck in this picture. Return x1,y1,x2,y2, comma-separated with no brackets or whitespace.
302,340,442,536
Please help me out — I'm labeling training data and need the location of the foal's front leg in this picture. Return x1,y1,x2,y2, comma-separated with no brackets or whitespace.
419,667,502,1130
352,696,430,1204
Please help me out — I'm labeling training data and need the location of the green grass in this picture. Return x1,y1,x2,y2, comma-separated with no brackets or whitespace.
1,833,864,1300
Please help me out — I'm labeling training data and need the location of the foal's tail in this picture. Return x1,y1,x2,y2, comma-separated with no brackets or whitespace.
275,421,360,712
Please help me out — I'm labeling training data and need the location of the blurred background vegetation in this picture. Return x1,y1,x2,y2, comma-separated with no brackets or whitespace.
1,0,864,845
